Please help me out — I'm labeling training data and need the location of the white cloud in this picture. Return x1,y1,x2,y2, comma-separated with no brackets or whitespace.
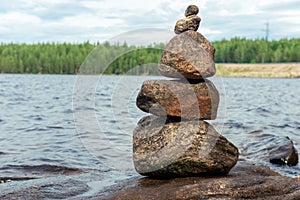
0,0,299,43
55,13,124,28
0,12,42,40
0,12,41,25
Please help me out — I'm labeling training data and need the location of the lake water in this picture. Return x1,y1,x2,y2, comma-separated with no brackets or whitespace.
0,74,299,195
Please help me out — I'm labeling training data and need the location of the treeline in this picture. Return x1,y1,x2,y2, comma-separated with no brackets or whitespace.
0,42,94,74
213,38,300,63
0,38,299,74
78,43,164,75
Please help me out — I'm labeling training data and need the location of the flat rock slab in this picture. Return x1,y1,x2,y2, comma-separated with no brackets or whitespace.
133,116,238,177
97,162,300,200
158,30,215,79
0,179,89,199
136,79,219,120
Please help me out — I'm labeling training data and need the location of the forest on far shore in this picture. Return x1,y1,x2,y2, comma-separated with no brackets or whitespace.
0,37,299,74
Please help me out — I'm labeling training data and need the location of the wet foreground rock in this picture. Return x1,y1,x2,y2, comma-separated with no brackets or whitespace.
133,116,238,177
2,163,300,200
136,79,219,120
98,162,300,200
0,179,90,199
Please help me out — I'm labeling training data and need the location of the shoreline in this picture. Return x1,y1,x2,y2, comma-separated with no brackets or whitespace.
216,63,300,78
0,63,300,78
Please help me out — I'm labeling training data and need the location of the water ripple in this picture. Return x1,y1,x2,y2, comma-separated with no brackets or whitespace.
0,74,299,186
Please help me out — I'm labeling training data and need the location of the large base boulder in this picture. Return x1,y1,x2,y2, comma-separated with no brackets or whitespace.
136,79,219,120
133,116,239,177
158,30,216,79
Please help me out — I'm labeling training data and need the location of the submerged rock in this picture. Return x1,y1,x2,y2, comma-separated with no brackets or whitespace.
158,30,215,79
269,136,298,166
133,116,238,177
99,162,300,200
174,15,201,34
136,79,219,120
242,131,299,167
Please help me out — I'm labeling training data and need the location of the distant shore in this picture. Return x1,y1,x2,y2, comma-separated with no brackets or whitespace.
1,63,300,78
216,63,300,78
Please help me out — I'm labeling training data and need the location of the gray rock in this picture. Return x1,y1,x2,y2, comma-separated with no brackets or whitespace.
242,131,299,166
99,162,300,200
174,15,201,34
185,5,199,17
136,79,219,120
133,116,239,177
269,136,298,166
158,30,216,79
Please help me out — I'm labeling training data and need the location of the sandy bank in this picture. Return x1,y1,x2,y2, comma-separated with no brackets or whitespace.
216,63,300,78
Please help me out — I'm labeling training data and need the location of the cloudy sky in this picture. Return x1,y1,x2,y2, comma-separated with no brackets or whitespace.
0,0,299,43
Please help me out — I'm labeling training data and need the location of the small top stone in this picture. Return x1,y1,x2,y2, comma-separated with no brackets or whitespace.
185,5,199,17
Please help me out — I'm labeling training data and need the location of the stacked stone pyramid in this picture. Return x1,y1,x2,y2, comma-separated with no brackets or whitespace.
133,5,239,178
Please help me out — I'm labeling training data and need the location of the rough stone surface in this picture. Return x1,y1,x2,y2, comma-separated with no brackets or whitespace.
174,15,201,34
136,79,219,120
185,5,199,17
133,116,238,177
158,30,216,79
99,162,300,200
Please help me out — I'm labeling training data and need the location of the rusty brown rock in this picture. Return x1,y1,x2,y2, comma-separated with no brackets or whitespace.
136,79,219,120
133,116,239,177
158,30,216,79
185,5,199,17
182,30,215,57
174,15,201,34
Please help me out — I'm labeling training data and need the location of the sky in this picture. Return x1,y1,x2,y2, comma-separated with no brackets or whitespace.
0,0,299,44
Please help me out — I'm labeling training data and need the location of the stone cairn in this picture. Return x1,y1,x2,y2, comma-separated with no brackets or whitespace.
133,5,239,178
